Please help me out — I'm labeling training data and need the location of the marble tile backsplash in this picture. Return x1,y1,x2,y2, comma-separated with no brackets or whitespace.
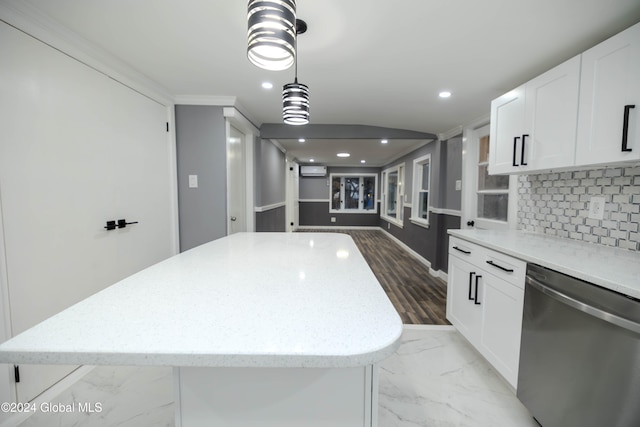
518,165,640,251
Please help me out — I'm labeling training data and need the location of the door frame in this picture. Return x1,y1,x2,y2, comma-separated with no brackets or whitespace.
285,157,299,232
0,187,17,413
461,116,518,230
224,107,256,234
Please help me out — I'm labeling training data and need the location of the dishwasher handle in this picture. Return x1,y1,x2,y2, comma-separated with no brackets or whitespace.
526,275,640,334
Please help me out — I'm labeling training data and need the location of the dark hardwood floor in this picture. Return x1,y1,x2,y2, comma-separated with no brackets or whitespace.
299,229,449,325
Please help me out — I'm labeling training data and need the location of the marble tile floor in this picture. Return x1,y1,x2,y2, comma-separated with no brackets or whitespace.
15,326,538,427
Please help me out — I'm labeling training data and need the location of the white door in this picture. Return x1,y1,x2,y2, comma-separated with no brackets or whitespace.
462,123,518,230
228,125,247,234
285,159,300,232
0,22,175,402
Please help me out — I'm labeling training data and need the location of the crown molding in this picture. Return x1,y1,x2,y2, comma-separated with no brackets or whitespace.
438,126,463,142
174,95,237,106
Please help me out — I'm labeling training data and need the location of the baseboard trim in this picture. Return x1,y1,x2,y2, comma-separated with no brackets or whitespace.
381,228,447,283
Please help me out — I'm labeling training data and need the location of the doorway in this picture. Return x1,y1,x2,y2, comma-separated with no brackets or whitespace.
224,107,256,235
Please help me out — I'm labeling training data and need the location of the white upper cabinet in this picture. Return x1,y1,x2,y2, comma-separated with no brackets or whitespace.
489,56,581,175
489,86,525,174
489,22,640,174
575,23,640,166
524,56,581,170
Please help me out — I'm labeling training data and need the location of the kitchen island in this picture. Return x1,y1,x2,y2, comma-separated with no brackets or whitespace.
0,232,403,427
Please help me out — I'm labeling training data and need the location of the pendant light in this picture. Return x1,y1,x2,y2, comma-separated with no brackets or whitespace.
282,19,309,125
247,0,297,71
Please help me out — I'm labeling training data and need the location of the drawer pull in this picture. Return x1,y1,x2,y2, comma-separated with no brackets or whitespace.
486,260,514,273
622,104,635,152
474,275,482,305
453,246,471,255
468,272,475,300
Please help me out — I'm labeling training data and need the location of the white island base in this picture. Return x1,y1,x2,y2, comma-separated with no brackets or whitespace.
175,365,378,427
0,233,401,427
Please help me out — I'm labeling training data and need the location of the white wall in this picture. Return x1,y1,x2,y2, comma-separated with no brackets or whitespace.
0,16,178,406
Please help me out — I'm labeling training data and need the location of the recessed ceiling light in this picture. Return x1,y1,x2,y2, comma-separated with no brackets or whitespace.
337,152,350,158
309,159,315,162
262,82,273,89
439,91,452,98
381,139,388,144
298,138,306,143
360,160,366,164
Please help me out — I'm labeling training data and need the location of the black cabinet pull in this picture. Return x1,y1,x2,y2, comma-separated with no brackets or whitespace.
117,219,138,229
486,260,514,273
474,275,482,305
521,134,529,165
512,136,521,166
104,219,139,230
453,246,471,255
468,272,475,300
622,105,635,152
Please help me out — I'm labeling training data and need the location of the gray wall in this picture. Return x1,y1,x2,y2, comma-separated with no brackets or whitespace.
299,166,381,227
442,136,463,211
256,139,286,206
175,105,228,251
255,139,286,232
299,175,330,200
379,137,462,273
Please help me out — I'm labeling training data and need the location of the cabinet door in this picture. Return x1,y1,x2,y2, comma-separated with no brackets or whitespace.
489,86,525,174
478,272,524,389
576,23,640,166
524,55,581,170
446,256,482,346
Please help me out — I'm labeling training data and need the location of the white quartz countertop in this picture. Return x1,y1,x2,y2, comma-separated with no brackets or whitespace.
0,233,403,368
449,229,640,299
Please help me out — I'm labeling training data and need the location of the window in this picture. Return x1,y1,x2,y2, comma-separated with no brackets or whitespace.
477,134,509,222
381,164,404,227
330,174,377,213
411,154,431,227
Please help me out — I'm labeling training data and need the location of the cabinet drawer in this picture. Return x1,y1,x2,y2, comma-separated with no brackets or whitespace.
449,236,526,288
479,250,526,288
449,236,483,265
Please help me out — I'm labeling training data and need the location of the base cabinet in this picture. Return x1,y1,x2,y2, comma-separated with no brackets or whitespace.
446,237,525,389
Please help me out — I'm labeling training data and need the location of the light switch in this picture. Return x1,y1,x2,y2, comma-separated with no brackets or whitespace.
188,175,198,188
455,180,462,191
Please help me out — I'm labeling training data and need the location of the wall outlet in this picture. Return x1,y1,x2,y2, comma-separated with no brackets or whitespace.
455,180,462,191
330,217,336,223
588,196,605,220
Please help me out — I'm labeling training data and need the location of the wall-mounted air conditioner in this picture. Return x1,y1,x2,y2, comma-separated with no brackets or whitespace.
300,165,327,177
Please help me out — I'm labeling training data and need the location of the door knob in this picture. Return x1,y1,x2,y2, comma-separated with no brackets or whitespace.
467,220,475,227
230,216,237,222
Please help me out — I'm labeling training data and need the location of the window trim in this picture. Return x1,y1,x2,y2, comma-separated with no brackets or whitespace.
410,154,431,227
328,173,378,214
381,163,405,227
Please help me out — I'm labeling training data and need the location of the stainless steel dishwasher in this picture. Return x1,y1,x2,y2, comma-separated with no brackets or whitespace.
517,263,640,427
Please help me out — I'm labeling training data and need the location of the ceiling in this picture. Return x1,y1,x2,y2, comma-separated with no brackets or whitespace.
8,0,640,166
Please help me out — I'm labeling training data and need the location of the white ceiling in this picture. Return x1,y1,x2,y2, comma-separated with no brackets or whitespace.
9,0,640,166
